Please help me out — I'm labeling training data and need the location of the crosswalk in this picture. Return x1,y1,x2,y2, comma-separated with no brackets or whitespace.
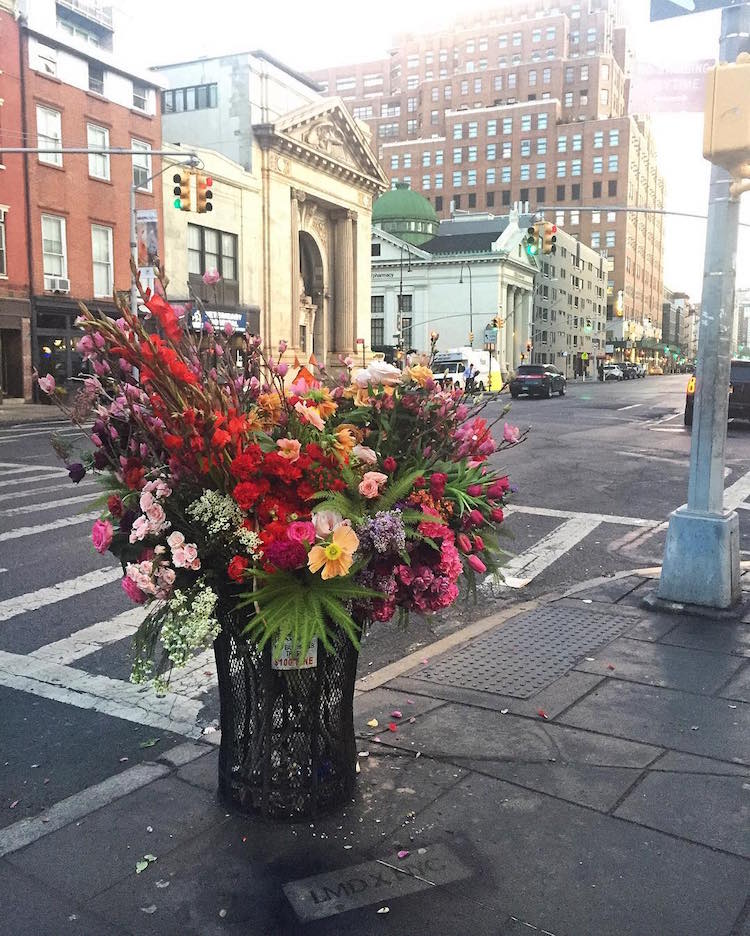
1,419,749,745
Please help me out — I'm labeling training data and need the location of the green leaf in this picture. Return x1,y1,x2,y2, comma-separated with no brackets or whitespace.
139,737,160,749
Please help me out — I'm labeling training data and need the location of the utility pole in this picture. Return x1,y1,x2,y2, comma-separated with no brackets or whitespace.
657,3,750,608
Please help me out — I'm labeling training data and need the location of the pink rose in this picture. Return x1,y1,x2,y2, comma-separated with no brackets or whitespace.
91,519,113,554
37,374,55,395
352,445,377,465
358,470,388,499
503,422,520,444
121,575,146,604
172,546,186,567
145,503,166,525
313,510,343,539
167,531,185,550
202,268,221,285
294,401,325,431
287,521,316,546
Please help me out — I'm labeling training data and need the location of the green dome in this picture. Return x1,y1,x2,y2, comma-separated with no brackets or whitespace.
373,182,439,246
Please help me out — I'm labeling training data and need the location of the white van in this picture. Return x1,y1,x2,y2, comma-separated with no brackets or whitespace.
432,348,500,391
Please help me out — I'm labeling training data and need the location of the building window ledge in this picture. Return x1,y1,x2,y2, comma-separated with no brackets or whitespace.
85,90,108,104
129,108,153,120
32,70,62,86
88,175,114,185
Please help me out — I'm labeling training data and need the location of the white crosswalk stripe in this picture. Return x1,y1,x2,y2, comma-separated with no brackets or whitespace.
0,511,100,541
0,492,98,517
0,567,122,622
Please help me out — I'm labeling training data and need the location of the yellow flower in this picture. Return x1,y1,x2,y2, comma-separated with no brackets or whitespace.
406,364,433,387
307,523,359,580
334,423,362,456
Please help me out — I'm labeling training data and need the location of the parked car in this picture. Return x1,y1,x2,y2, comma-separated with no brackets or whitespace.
684,359,750,426
648,364,664,375
602,364,624,381
636,363,648,377
510,364,567,398
621,362,641,380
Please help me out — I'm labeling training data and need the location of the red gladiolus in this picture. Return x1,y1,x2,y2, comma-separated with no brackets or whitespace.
457,532,473,554
227,555,249,582
164,434,183,451
491,507,505,523
467,554,487,574
212,427,232,448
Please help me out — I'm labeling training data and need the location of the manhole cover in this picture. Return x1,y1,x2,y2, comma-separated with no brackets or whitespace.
415,604,635,698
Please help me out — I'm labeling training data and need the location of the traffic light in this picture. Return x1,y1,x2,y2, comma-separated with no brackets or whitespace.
703,52,750,177
524,224,540,257
196,173,213,213
172,168,192,211
542,221,557,254
468,331,474,344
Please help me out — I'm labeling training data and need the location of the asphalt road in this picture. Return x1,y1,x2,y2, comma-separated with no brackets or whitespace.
0,374,749,826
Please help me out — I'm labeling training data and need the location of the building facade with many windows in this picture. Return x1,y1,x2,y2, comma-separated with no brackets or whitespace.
5,0,164,393
308,0,665,367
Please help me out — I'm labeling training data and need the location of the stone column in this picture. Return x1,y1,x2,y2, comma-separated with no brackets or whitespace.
513,288,523,369
334,210,356,353
290,189,303,349
504,284,514,375
522,289,532,359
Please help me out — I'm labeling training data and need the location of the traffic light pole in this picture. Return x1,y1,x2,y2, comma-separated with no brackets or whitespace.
657,2,750,609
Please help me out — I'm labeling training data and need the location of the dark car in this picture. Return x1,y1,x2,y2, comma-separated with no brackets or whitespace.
510,364,566,399
684,359,750,426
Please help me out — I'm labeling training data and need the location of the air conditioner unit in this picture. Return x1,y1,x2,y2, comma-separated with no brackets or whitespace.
46,276,70,293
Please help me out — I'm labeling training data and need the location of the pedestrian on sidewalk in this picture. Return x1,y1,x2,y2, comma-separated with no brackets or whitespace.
464,362,475,394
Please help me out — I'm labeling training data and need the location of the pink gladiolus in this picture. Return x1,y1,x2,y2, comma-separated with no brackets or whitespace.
91,519,113,554
503,422,521,444
202,268,221,285
121,575,146,604
467,554,487,574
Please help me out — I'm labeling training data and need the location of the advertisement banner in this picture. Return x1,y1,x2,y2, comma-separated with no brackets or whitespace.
135,210,159,292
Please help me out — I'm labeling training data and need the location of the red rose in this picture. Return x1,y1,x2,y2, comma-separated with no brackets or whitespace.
491,507,505,523
107,495,123,518
124,466,145,490
227,555,249,582
383,456,397,473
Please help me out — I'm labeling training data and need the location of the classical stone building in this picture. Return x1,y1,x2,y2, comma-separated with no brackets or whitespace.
156,54,389,363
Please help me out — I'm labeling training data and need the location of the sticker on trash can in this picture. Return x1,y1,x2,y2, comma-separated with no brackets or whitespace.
272,636,318,670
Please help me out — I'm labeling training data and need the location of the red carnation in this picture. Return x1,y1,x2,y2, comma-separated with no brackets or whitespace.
164,433,183,451
124,465,145,490
233,478,270,510
430,472,448,499
227,555,249,582
107,495,123,518
263,538,307,570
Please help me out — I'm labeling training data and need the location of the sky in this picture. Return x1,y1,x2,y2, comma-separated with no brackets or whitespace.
117,0,749,299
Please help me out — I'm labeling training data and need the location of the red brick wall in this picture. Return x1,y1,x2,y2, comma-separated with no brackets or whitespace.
0,9,30,297
21,33,163,300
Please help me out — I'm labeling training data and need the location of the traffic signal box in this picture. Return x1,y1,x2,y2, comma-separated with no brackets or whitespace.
703,52,750,198
524,224,540,257
196,173,213,213
173,168,192,211
542,221,557,254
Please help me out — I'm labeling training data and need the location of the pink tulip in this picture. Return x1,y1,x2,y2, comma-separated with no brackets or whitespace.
37,374,55,394
91,519,113,554
467,555,487,574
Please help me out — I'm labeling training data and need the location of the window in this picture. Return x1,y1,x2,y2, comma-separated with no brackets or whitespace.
468,121,478,138
570,210,580,225
494,74,504,91
503,117,512,135
435,150,444,165
132,83,148,111
593,180,602,197
444,85,452,100
592,211,601,223
336,77,356,92
131,139,152,190
521,139,531,156
609,129,619,147
556,184,565,201
486,191,495,207
608,179,618,197
543,68,551,84
486,167,496,184
600,89,609,106
407,76,419,90
512,31,522,46
453,147,463,164
608,154,618,172
423,174,431,189
538,113,548,130
502,190,511,205
0,209,6,277
502,166,511,183
453,170,463,186
36,106,62,166
468,146,477,162
536,162,546,179
557,160,566,177
162,84,218,113
41,215,67,286
592,156,603,174
591,232,601,248
88,63,104,95
461,80,469,95
371,243,381,257
453,123,463,140
364,73,383,88
87,124,110,180
564,92,573,106
435,174,443,189
572,133,582,151
580,65,589,81
391,155,399,170
536,186,545,203
34,43,57,76
606,231,615,248
587,27,596,44
521,114,531,131
187,224,238,280
502,141,511,158
473,78,482,93
508,72,517,88
91,225,113,298
557,136,567,153
381,102,400,117
520,187,529,202
402,316,412,348
487,119,497,135
565,66,574,83
486,143,496,160
571,159,581,176
594,131,603,148
379,123,399,139
602,63,610,81
520,164,530,181
499,34,508,48
529,70,537,86
422,151,431,167
546,26,556,41
407,119,417,134
371,314,384,347
467,169,477,185
532,29,541,43
571,183,580,199
403,153,412,168
353,105,373,119
431,110,439,125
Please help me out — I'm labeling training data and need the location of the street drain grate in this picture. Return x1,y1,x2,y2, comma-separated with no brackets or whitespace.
414,605,635,698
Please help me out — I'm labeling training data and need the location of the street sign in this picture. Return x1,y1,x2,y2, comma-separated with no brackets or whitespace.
651,0,737,21
484,327,499,346
629,59,715,113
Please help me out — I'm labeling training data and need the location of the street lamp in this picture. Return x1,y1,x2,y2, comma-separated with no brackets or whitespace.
459,261,473,347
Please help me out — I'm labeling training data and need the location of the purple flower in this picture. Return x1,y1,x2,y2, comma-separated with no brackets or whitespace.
93,450,109,470
67,463,86,484
358,510,406,555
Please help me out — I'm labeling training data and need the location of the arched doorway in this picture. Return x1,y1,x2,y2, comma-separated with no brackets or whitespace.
299,231,325,358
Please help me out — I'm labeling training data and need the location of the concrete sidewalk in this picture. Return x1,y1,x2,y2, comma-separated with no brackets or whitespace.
0,571,748,936
0,398,58,423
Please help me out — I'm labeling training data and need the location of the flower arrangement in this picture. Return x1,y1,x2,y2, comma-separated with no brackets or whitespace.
39,268,521,691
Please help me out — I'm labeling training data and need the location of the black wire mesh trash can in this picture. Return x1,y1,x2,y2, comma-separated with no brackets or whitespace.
213,611,359,819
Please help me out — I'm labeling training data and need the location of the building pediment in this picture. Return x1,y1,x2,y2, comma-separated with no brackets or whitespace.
255,97,389,194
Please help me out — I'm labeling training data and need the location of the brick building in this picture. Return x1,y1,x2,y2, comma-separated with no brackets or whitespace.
309,0,665,361
4,0,163,394
0,1,32,399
